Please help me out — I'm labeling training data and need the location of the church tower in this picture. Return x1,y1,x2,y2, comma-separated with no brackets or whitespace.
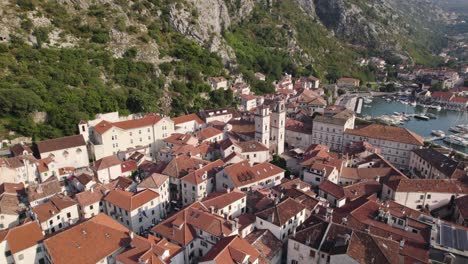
255,105,270,147
271,100,286,155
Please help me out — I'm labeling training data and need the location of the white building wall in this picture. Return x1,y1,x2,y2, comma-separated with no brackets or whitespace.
40,146,89,172
343,134,420,168
285,130,313,150
0,213,19,230
96,164,122,184
38,205,80,234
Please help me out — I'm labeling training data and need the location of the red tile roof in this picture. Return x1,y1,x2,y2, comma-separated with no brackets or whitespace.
37,134,86,153
93,113,163,135
202,188,246,210
93,155,121,171
345,124,424,146
255,198,306,226
161,155,209,179
32,194,77,223
104,189,159,212
44,214,131,264
385,179,468,193
151,202,236,246
121,160,137,173
137,173,169,189
75,187,105,207
180,159,224,185
116,234,182,264
0,221,44,254
171,113,205,125
319,180,345,199
223,161,285,188
201,235,260,264
197,126,223,140
245,229,282,264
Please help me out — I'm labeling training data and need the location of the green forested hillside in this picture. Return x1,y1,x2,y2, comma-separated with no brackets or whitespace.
0,0,451,140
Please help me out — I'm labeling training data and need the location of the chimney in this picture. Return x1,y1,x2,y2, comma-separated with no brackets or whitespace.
233,218,239,229
130,231,134,239
210,206,214,214
226,188,231,193
198,163,204,169
91,188,94,193
399,239,405,249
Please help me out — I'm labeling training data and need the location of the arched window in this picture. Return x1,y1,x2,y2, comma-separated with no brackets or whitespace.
76,148,82,154
63,151,69,158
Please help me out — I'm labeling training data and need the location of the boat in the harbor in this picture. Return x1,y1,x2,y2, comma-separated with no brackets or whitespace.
431,130,445,137
428,105,442,111
449,126,464,133
444,135,468,147
414,115,430,121
364,98,373,104
426,113,437,119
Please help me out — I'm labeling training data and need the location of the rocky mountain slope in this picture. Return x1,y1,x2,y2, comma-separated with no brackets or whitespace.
0,0,451,139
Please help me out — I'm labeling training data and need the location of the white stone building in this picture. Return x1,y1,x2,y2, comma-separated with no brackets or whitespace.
255,198,307,241
216,161,285,192
31,194,80,235
104,189,162,234
344,124,424,168
201,188,247,219
180,160,224,206
171,113,205,134
82,113,174,160
0,221,46,264
37,135,89,176
409,148,463,179
382,178,468,211
312,108,355,151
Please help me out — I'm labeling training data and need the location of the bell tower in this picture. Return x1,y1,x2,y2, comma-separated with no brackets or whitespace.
255,105,270,147
271,100,286,154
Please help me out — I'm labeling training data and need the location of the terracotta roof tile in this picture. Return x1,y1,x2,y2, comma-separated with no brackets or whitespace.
345,124,424,146
93,113,164,135
75,187,106,207
104,189,159,211
37,135,86,153
151,202,236,246
137,173,169,189
245,229,282,264
0,221,44,254
386,179,468,193
116,234,182,264
161,155,209,179
197,126,223,141
255,198,306,226
200,235,260,264
202,188,246,210
171,113,205,125
223,161,285,188
181,160,224,185
32,194,77,223
319,180,345,199
44,214,131,264
93,155,121,171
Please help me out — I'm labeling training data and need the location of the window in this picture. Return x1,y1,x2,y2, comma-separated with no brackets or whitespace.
427,194,431,199
291,260,298,264
293,243,299,250
201,241,208,247
90,205,93,210
67,212,71,218
59,223,63,228
420,195,424,199
139,217,143,223
57,215,60,220
36,246,42,253
5,250,11,257
310,250,315,257
49,220,53,225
